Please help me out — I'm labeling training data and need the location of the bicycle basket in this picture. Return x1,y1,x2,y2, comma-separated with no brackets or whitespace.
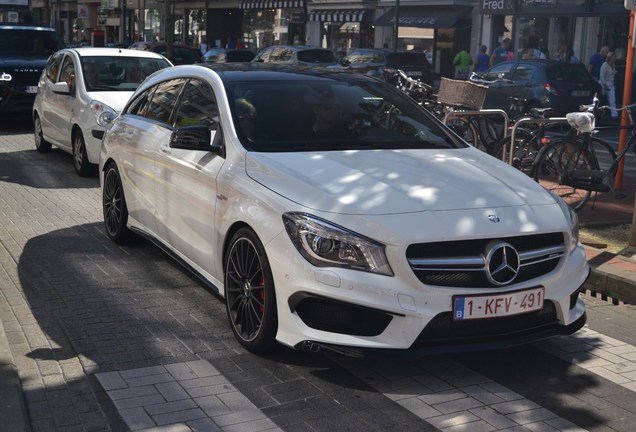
437,78,488,110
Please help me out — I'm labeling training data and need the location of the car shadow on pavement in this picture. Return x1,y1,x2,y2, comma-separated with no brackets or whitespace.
0,149,99,189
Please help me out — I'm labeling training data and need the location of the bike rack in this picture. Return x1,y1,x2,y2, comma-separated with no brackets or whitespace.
508,117,569,165
443,109,510,151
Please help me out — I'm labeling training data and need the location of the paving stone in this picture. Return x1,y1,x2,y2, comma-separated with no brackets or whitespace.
152,408,207,426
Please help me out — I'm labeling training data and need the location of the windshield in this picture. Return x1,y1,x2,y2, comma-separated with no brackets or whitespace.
228,79,466,152
81,56,171,92
0,29,64,56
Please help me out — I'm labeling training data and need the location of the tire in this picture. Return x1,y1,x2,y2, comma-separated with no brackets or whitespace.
33,113,52,152
73,131,95,177
495,129,540,176
224,227,278,353
533,138,616,211
447,117,480,150
478,117,502,153
102,163,134,243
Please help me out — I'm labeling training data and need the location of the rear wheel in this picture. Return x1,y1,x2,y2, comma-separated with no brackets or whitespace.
533,138,616,211
224,228,278,353
447,117,480,150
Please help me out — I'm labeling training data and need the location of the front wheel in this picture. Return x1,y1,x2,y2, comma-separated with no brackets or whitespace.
102,163,133,243
447,117,480,150
494,129,539,176
33,114,52,152
224,228,278,353
73,131,94,177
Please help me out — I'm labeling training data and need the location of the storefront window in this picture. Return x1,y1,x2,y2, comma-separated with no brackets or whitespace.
519,0,584,5
243,9,276,50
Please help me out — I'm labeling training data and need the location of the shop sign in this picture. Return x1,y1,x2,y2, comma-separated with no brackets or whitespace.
481,0,515,14
78,4,89,19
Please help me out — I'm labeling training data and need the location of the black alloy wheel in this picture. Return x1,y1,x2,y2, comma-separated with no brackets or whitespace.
102,163,133,243
224,228,278,352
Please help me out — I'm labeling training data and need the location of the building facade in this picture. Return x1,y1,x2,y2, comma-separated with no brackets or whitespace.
7,0,631,81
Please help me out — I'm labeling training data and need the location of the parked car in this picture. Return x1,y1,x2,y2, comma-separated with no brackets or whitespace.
0,24,65,115
469,59,601,116
252,45,336,66
99,63,587,355
33,47,172,176
201,48,255,63
330,48,434,86
128,42,201,65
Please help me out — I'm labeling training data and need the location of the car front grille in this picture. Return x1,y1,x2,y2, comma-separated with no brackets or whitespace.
406,233,565,288
7,68,42,86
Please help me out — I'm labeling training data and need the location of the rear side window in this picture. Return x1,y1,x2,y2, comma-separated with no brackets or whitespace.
547,64,595,83
297,49,336,64
511,64,537,81
346,51,385,64
145,79,186,124
270,47,293,62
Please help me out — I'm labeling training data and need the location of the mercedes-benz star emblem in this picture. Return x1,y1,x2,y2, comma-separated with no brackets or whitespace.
485,241,520,286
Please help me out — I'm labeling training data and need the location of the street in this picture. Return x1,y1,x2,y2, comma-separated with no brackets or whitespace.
2,116,636,432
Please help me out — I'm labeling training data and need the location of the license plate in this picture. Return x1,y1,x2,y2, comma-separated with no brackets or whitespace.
571,90,590,97
453,287,544,321
26,86,38,94
405,71,422,77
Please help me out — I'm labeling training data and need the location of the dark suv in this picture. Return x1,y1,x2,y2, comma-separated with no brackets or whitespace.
331,48,434,86
0,25,64,114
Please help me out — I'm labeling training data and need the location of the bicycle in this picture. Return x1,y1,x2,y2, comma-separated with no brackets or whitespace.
532,95,635,212
493,97,566,176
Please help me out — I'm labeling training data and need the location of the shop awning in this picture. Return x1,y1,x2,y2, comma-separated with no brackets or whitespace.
239,0,304,9
308,9,370,22
375,5,471,28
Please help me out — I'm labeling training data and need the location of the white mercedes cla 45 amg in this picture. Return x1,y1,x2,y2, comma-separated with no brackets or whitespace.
99,64,588,356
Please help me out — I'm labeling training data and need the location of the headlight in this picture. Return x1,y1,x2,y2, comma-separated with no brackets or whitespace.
553,193,579,252
90,100,118,127
283,213,393,276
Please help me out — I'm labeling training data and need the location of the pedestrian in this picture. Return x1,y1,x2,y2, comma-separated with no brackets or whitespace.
225,36,236,49
588,45,610,81
236,38,246,49
474,45,490,72
599,51,618,119
490,37,511,67
453,47,472,80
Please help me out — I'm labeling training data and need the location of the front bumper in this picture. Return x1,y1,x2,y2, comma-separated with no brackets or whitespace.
267,230,589,355
0,83,37,113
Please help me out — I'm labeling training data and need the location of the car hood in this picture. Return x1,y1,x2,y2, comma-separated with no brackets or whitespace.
245,148,555,215
86,91,134,112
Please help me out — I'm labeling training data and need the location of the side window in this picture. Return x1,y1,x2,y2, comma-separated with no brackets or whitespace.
173,79,219,130
483,63,514,81
46,52,64,81
126,86,156,116
58,55,75,86
145,79,186,124
511,64,536,81
175,48,197,64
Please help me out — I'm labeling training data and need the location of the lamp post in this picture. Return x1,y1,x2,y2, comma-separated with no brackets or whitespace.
392,0,399,51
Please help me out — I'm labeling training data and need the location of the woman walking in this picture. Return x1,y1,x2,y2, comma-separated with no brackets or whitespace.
599,52,618,119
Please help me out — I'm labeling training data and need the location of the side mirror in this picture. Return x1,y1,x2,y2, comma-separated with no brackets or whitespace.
52,81,71,95
169,125,224,156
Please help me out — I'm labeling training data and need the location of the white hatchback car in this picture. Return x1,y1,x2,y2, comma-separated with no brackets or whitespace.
100,64,588,356
33,47,172,176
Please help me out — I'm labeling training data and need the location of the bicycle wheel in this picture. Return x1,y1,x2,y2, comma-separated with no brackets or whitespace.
477,116,503,153
533,137,616,211
447,117,481,151
494,129,541,176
